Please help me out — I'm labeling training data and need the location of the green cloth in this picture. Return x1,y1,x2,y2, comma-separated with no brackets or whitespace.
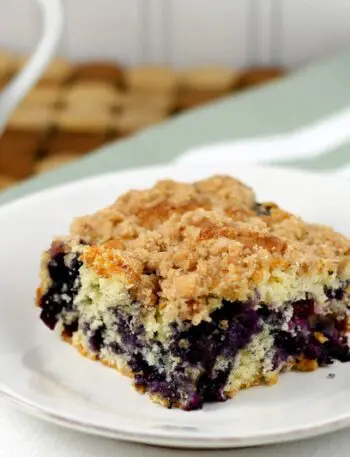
2,50,350,205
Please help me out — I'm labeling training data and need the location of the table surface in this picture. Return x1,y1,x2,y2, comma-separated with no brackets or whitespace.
2,50,350,457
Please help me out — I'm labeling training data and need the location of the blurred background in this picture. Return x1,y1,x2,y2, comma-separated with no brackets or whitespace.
0,0,349,188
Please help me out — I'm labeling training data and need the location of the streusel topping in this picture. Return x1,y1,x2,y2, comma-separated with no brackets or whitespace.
69,175,350,321
71,175,256,241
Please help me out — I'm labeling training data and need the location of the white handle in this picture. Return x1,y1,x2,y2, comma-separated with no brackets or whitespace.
0,0,64,135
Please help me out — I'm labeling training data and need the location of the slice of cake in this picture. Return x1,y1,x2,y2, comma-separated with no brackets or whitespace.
36,176,350,410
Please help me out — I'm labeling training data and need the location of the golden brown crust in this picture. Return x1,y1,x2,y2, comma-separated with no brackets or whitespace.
225,372,279,400
66,175,350,321
35,287,43,307
294,357,319,372
81,245,140,279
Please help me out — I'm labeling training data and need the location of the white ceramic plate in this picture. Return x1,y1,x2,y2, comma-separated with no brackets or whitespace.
1,163,350,449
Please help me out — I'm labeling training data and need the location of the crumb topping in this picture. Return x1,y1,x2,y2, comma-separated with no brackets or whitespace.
71,175,256,240
55,175,350,321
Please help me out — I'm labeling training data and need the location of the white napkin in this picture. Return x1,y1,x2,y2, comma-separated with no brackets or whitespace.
175,107,350,179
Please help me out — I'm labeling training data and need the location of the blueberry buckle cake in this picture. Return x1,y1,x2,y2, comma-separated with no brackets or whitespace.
37,175,350,410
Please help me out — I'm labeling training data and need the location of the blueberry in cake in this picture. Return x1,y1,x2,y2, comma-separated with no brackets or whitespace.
37,175,350,410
